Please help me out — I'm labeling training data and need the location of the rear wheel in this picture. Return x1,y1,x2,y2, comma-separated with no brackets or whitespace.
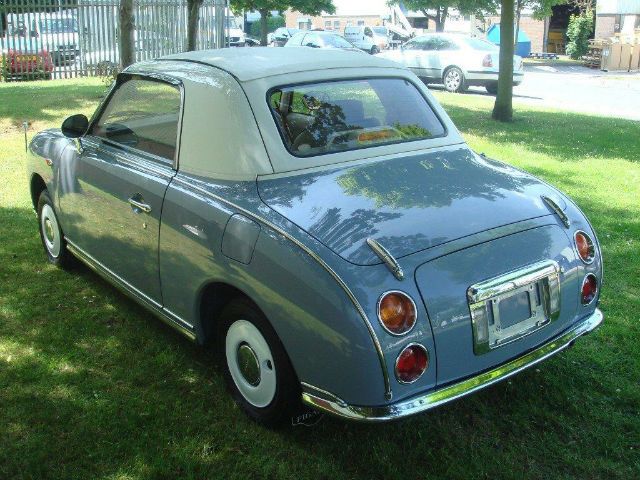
37,190,74,268
443,66,467,93
217,298,300,427
485,82,498,95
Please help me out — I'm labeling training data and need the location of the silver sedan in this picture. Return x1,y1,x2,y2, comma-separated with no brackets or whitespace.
377,33,524,94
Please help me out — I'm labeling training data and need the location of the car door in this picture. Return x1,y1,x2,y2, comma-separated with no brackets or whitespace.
435,37,462,76
57,74,182,305
415,36,442,79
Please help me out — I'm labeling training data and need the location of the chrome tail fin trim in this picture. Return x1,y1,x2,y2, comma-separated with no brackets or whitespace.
366,238,404,281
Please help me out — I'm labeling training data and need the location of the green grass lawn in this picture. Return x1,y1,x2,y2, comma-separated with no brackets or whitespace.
1,78,639,480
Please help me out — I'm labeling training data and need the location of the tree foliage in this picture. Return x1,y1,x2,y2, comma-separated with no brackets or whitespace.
230,0,335,45
388,0,498,32
249,15,284,38
566,8,593,59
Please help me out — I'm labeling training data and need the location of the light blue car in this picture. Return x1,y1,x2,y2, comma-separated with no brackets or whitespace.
26,48,603,426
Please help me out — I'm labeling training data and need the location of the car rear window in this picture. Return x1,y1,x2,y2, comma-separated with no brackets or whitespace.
268,78,446,157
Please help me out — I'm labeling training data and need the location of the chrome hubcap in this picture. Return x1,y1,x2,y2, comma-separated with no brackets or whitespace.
237,343,261,386
445,70,461,90
225,319,276,407
40,204,61,258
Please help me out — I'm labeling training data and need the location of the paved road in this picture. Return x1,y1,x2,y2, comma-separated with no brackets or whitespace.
442,64,640,121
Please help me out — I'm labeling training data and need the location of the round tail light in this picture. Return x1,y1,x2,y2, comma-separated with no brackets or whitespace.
395,344,429,384
575,231,595,264
377,291,417,335
581,274,598,305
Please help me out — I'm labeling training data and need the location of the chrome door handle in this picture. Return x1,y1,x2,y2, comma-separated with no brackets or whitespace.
128,197,152,213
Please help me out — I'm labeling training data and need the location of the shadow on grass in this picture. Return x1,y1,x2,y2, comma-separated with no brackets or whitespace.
441,100,640,163
0,197,637,480
1,94,638,478
0,80,106,127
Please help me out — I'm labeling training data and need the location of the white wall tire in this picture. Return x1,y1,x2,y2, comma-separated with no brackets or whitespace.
217,298,301,427
225,319,277,408
37,190,74,268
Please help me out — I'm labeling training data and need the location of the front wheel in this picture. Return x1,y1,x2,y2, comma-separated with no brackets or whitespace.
37,190,74,268
217,298,300,427
370,46,379,55
443,66,467,93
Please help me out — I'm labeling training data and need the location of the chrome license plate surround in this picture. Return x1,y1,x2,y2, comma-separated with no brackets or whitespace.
468,260,561,355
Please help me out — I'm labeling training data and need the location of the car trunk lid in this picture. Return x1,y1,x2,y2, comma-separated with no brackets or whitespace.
257,146,565,266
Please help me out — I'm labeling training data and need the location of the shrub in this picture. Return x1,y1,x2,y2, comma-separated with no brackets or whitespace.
566,9,594,59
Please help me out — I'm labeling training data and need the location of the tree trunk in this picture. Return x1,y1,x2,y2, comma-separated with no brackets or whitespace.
436,7,448,32
187,0,202,52
492,0,515,122
260,9,268,46
514,0,522,49
118,0,134,68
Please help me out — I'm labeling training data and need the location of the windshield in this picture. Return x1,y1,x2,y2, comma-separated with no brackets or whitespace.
464,37,498,51
39,18,78,34
373,27,386,35
323,34,352,48
268,78,445,157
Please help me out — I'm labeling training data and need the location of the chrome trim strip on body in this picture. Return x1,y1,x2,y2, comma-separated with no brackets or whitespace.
66,239,197,341
301,308,603,422
171,176,393,400
541,195,570,228
366,237,404,281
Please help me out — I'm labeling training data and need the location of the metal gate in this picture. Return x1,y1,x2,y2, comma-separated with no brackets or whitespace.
0,0,230,80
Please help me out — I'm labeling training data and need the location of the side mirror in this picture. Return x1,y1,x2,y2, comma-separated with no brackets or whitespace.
61,114,89,138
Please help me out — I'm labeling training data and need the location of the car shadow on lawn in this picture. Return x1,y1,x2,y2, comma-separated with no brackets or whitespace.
0,191,636,480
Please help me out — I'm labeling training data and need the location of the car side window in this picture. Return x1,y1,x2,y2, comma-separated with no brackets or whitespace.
364,27,373,37
304,33,320,47
90,78,181,162
436,38,459,51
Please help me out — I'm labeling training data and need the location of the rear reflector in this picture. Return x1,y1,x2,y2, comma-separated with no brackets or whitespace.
581,274,598,305
395,344,429,383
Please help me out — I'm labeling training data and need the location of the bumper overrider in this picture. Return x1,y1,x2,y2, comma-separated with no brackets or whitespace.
302,308,603,422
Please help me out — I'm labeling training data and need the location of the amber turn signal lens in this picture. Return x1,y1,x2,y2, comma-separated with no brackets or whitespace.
395,344,429,383
575,231,595,264
378,292,417,335
581,274,598,305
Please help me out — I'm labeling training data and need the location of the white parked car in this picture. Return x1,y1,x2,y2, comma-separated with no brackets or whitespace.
284,31,363,53
344,26,386,54
377,33,524,94
372,26,391,50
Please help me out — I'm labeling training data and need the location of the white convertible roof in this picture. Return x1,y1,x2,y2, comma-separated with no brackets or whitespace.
161,47,402,82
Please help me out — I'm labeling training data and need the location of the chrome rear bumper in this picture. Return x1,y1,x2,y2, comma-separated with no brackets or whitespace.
301,308,603,422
